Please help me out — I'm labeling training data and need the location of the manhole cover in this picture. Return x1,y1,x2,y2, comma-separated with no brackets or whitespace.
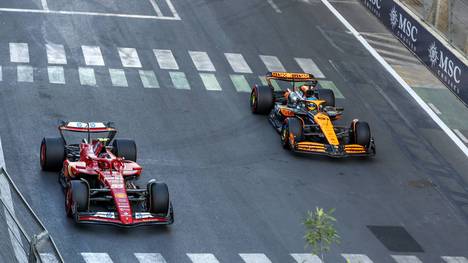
367,225,424,252
408,179,435,188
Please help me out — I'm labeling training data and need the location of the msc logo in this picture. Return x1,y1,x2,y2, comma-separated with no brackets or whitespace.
367,0,381,9
389,6,418,42
427,42,462,84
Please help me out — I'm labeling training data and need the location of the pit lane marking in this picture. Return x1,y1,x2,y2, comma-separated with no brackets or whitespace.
169,71,190,89
78,67,97,86
295,58,326,78
154,49,179,70
230,74,251,92
267,0,282,13
428,103,442,115
453,129,468,144
10,43,29,63
48,66,65,84
17,65,34,82
225,53,253,74
109,69,128,87
189,51,216,72
134,253,167,263
186,253,220,263
139,70,160,88
200,73,222,91
291,254,323,262
392,255,423,263
82,46,105,66
82,253,113,263
46,44,67,65
240,253,273,263
118,48,142,68
260,55,286,72
442,256,468,263
342,254,374,263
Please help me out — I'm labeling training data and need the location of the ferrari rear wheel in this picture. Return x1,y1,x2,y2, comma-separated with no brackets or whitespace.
40,137,65,171
112,139,137,162
148,182,170,215
65,180,89,217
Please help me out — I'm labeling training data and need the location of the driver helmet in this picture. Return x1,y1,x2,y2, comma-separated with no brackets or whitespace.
299,85,314,97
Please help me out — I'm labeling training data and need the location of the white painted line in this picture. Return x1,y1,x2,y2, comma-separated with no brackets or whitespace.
267,0,282,13
154,49,179,70
320,0,468,157
48,66,65,84
260,55,286,72
9,43,29,63
442,256,468,263
453,129,468,144
291,254,323,263
0,8,181,20
118,48,142,68
40,253,59,263
169,71,191,90
41,0,49,10
428,103,442,115
187,253,220,263
294,58,325,78
391,255,423,263
225,53,252,74
82,253,114,263
78,67,97,86
109,69,128,87
46,44,67,64
0,66,2,81
374,48,419,62
164,0,181,19
240,253,272,263
148,0,163,17
134,253,167,263
139,70,160,88
200,73,222,91
365,38,410,52
189,51,216,72
17,65,33,82
342,254,374,263
230,74,251,92
81,46,105,66
0,140,28,263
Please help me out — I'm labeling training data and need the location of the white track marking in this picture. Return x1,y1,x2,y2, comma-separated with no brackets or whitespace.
428,103,442,115
187,253,220,263
148,0,163,16
374,48,419,62
109,69,128,87
0,66,2,81
81,253,113,263
442,257,468,263
17,65,33,82
320,0,468,158
48,66,65,84
139,70,160,88
294,58,325,78
9,43,29,63
78,67,97,86
46,44,67,64
453,129,468,144
240,253,273,263
230,74,251,92
41,0,49,10
0,8,181,20
0,141,28,263
342,254,374,263
134,253,167,263
225,53,252,73
154,49,179,70
391,255,423,263
200,73,222,91
81,46,105,66
164,0,181,19
291,254,323,263
189,51,216,72
267,0,282,13
39,253,59,263
260,55,286,72
118,48,142,68
364,38,410,52
169,71,190,89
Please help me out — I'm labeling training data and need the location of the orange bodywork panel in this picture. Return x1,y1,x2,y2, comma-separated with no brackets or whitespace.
314,113,339,145
280,107,295,117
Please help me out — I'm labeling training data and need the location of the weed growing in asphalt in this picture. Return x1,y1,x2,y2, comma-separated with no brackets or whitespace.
304,207,340,262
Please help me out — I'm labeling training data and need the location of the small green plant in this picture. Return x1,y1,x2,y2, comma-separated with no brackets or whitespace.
304,207,340,261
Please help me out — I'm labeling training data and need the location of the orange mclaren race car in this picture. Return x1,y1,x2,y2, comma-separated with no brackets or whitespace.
40,121,174,227
250,72,376,157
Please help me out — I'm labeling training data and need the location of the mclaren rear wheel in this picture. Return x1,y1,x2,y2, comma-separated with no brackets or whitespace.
112,139,137,162
250,85,273,114
65,180,89,217
317,89,335,107
148,182,170,215
40,137,65,171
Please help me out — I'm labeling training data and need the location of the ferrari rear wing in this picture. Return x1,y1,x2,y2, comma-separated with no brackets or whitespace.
58,121,116,133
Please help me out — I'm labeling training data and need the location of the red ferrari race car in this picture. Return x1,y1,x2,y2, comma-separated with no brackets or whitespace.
40,121,174,227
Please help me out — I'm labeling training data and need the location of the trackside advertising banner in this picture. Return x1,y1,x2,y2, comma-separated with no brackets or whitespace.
361,0,468,105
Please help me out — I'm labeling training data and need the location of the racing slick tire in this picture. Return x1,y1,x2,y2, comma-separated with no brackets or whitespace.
40,137,65,171
148,182,170,215
317,89,335,107
352,121,371,147
112,139,137,162
250,85,273,114
66,180,89,217
281,118,304,149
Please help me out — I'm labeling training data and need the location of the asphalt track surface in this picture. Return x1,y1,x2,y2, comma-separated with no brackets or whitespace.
0,0,467,262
